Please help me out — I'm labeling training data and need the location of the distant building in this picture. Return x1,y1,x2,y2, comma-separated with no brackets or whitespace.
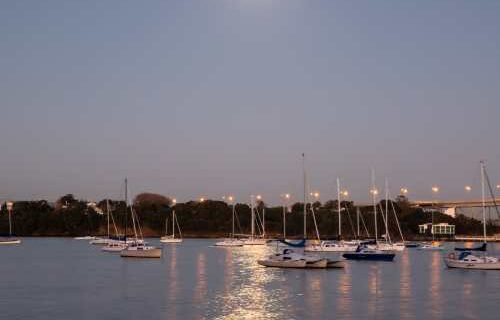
419,223,455,236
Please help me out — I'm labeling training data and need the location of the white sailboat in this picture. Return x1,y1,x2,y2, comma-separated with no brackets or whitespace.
241,196,266,245
259,154,344,268
0,202,21,245
161,200,183,244
215,198,244,247
101,199,128,252
367,179,405,252
120,179,162,258
444,161,500,270
305,178,357,252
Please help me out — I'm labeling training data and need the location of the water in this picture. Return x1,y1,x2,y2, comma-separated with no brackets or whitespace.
1,239,499,320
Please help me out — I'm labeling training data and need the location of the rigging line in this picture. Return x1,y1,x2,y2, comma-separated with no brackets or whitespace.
310,206,321,242
358,208,370,237
390,200,405,243
174,212,182,238
378,203,392,244
344,205,357,239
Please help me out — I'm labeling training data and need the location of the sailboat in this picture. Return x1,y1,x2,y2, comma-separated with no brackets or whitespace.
160,202,183,244
101,200,128,252
258,154,344,268
120,179,162,258
418,187,444,251
241,196,266,245
444,161,500,269
215,199,244,247
0,202,21,245
343,171,395,261
367,179,405,252
305,178,357,252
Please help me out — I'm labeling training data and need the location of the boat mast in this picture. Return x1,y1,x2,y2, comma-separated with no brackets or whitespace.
481,161,487,244
356,207,360,238
172,209,175,238
251,195,255,240
371,169,378,243
337,177,341,238
124,178,128,241
232,202,235,238
303,153,307,238
385,178,389,244
106,199,110,239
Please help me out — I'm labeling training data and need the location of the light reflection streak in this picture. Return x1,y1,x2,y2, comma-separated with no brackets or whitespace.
399,250,414,320
367,264,381,318
336,263,352,319
214,245,282,320
167,245,178,319
429,252,442,319
193,252,207,305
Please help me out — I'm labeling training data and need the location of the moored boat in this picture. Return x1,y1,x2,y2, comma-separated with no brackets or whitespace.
443,161,500,270
343,246,396,261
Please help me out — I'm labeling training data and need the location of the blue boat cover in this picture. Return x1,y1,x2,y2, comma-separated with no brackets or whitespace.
279,239,306,248
455,242,487,252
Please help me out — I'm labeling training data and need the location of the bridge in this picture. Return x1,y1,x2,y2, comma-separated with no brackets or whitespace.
409,198,500,224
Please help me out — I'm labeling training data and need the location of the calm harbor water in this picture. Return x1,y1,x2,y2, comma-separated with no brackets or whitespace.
1,239,499,320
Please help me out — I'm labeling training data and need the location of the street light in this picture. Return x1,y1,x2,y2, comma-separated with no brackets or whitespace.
465,185,472,192
432,186,439,194
341,190,349,198
400,188,408,195
370,189,379,196
172,198,177,205
199,197,205,203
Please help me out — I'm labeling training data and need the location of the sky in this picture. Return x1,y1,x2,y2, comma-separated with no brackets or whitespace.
1,0,500,204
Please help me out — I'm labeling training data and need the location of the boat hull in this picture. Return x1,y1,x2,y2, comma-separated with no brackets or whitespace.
444,258,500,270
160,238,183,243
305,245,357,252
0,238,21,245
215,240,244,247
242,239,267,245
120,248,162,258
343,252,395,261
102,245,127,252
326,260,345,268
257,259,307,268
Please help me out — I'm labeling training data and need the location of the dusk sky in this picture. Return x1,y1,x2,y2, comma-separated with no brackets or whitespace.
1,0,499,204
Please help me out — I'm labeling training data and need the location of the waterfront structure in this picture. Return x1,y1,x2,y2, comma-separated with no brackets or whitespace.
419,223,455,236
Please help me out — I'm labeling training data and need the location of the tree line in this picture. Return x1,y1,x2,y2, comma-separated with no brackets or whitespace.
0,193,496,239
